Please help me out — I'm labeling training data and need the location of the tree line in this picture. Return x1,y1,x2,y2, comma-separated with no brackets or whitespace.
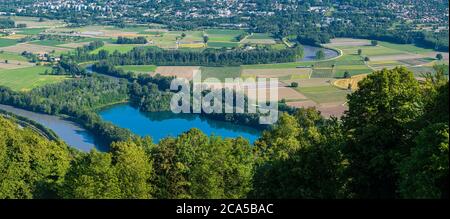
116,36,148,44
69,46,302,66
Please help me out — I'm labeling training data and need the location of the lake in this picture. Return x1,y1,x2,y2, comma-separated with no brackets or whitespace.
98,104,262,143
301,45,339,61
0,104,101,152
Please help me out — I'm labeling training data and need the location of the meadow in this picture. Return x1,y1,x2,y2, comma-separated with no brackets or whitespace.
205,29,244,42
296,85,350,104
0,66,68,91
116,65,157,73
0,38,18,47
201,67,242,81
0,51,28,62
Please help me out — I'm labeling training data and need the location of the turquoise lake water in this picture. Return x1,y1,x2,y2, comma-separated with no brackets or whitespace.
98,104,261,144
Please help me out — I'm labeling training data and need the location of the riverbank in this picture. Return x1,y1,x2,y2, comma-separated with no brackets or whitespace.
0,104,100,152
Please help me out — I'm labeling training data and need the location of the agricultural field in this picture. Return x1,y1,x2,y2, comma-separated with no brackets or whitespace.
0,38,18,47
0,51,28,62
1,43,72,55
116,65,157,73
153,66,200,80
14,28,47,35
334,74,368,91
207,41,239,49
90,44,143,54
242,33,277,45
205,29,244,42
0,59,34,70
0,17,446,119
0,66,68,91
241,68,311,80
296,85,350,105
201,67,242,81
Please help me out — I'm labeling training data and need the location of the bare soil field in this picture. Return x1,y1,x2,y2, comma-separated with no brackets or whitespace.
242,87,307,101
325,38,371,47
153,66,200,80
286,100,317,108
58,41,92,48
399,58,431,66
287,99,348,118
1,43,71,54
282,78,334,87
369,53,424,62
242,68,311,78
317,102,348,118
0,60,34,69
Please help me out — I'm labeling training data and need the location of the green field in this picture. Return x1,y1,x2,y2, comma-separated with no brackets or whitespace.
200,66,242,81
0,51,28,61
0,38,18,47
379,41,434,54
116,65,157,73
205,29,244,42
90,44,143,54
247,33,273,40
15,28,47,35
207,41,239,48
297,85,350,103
0,66,68,91
29,39,65,47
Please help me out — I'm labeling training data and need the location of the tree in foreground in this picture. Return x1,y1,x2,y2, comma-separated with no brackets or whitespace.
0,117,70,199
342,67,423,198
251,109,346,198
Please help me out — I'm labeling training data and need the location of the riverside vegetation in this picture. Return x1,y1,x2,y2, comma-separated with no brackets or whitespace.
0,67,448,199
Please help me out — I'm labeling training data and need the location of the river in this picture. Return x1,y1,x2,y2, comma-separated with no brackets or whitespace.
301,45,339,61
0,104,101,152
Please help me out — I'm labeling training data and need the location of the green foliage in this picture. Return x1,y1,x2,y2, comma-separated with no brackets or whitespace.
60,151,121,199
252,109,346,198
0,117,70,199
111,141,153,199
343,67,423,198
61,140,153,199
398,123,449,198
151,129,254,199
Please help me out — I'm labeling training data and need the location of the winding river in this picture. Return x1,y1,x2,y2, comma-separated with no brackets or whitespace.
0,104,100,152
301,45,339,61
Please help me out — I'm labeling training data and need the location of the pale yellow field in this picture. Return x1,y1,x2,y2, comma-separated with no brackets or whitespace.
242,68,312,78
179,43,206,48
368,54,424,62
333,74,368,91
57,41,92,48
0,34,27,40
154,66,200,80
1,43,71,54
325,38,371,47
